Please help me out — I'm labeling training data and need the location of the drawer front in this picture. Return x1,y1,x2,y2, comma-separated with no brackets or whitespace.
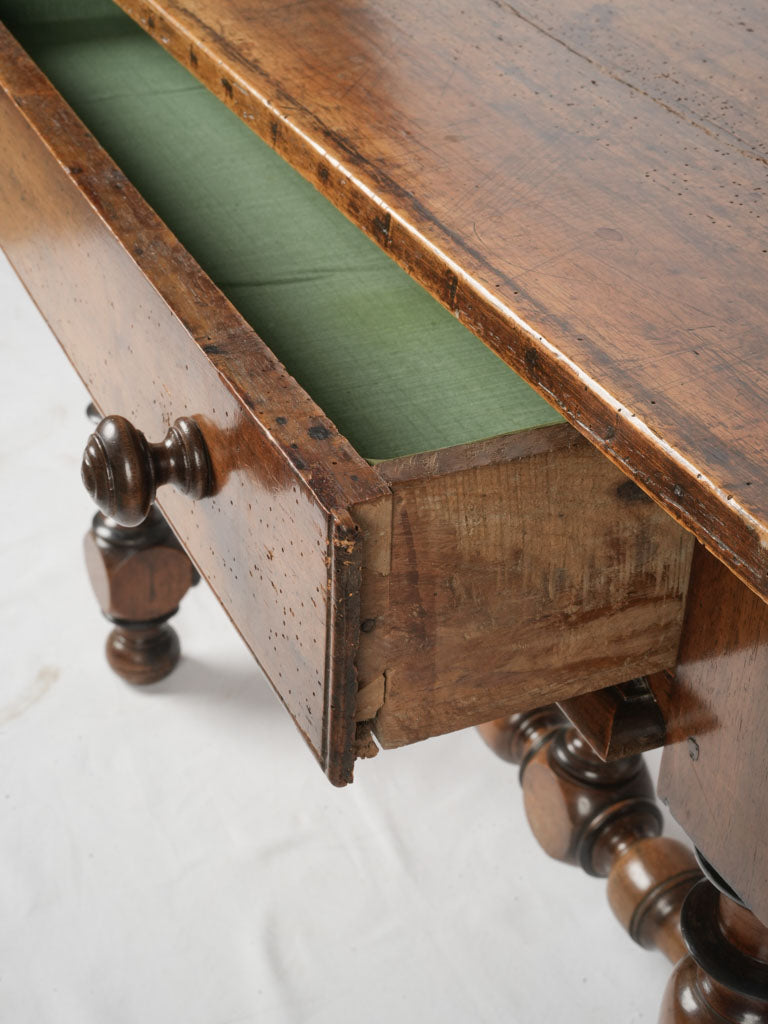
0,23,389,784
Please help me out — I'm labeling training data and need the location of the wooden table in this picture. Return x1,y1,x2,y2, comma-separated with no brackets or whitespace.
1,0,767,1017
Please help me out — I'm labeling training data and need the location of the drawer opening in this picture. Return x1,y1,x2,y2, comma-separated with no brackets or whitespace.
4,0,563,463
0,0,696,780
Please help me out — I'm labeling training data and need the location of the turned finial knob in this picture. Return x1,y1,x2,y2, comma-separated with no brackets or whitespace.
82,415,213,527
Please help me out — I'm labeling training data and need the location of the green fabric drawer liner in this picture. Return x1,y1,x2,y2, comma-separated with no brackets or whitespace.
8,4,563,460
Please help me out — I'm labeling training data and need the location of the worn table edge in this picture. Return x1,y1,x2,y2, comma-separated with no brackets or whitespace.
114,0,768,606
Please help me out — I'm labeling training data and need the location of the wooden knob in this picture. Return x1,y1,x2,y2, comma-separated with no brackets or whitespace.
82,415,212,526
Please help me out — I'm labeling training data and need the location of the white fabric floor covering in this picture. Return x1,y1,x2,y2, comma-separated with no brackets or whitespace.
1,250,684,1023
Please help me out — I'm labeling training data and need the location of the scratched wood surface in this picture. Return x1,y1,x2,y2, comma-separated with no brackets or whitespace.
355,427,694,748
0,11,694,784
116,0,768,603
0,22,390,785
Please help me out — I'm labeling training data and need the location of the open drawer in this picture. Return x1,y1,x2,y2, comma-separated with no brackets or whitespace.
0,2,694,783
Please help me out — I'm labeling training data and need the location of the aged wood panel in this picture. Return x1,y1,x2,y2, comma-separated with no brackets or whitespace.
0,23,389,784
511,0,767,161
356,429,695,748
558,677,667,761
657,545,768,927
117,0,768,603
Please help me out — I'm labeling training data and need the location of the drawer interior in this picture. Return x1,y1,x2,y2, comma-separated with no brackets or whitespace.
5,0,562,462
0,0,698,779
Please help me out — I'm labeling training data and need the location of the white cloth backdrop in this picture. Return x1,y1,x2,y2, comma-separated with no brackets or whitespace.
1,250,683,1023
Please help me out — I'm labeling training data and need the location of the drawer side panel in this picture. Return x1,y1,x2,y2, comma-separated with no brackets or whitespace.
0,22,387,782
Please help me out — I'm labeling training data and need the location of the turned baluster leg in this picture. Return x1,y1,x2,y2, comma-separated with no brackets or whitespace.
659,878,768,1022
82,405,199,684
478,707,702,963
84,507,198,684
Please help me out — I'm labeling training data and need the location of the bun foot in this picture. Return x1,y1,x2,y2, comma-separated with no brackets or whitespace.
106,622,181,685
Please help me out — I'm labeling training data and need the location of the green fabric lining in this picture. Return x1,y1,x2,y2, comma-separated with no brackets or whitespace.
2,1,122,24
10,8,563,460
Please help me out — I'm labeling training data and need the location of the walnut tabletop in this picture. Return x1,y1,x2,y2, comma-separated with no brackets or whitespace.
118,0,768,599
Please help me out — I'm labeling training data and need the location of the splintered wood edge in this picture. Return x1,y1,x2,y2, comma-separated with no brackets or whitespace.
350,492,393,730
324,510,368,785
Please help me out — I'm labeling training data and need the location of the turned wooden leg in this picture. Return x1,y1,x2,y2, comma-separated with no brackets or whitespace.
478,707,702,963
658,879,768,1022
82,403,198,684
84,507,198,684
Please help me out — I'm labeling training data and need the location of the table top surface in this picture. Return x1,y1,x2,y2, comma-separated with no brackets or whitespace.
119,0,768,599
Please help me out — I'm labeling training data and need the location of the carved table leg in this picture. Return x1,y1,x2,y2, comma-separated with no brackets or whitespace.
84,506,198,685
479,707,702,963
81,402,199,684
659,879,768,1021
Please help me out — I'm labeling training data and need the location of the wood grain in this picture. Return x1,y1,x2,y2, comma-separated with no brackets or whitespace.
81,414,212,527
0,22,389,784
660,882,768,1021
511,0,767,162
358,429,694,747
558,676,667,761
0,19,699,780
115,0,768,603
84,507,197,685
479,711,701,965
658,544,768,927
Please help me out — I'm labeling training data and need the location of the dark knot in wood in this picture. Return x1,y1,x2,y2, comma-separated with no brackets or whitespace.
82,414,213,526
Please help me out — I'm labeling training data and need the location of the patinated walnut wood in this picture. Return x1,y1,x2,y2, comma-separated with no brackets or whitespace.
82,414,213,527
659,881,768,1022
83,401,198,682
84,507,197,684
359,428,693,748
657,544,768,927
479,709,701,965
0,21,700,778
117,0,768,605
0,21,390,784
509,0,767,162
559,676,667,761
